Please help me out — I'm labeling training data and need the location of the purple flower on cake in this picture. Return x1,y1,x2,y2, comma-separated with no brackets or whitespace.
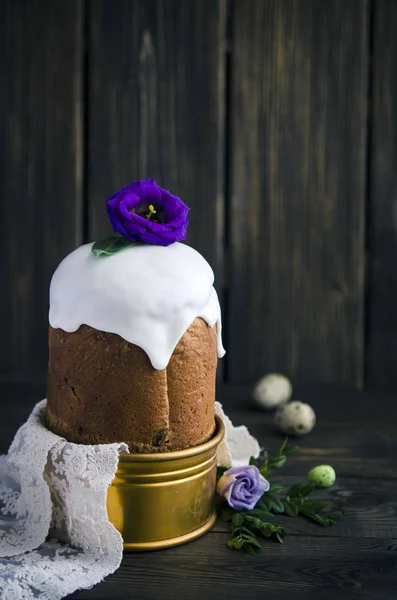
107,179,189,247
217,466,269,511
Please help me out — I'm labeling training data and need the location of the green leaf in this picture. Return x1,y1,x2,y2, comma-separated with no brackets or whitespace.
232,513,245,526
260,467,270,479
277,438,299,455
269,455,287,469
259,495,284,514
297,505,339,527
283,501,299,517
310,514,329,526
308,501,333,512
230,535,262,552
244,536,262,550
258,496,271,511
220,507,235,522
279,437,289,452
275,531,285,543
232,527,263,549
246,508,273,518
233,537,245,549
287,482,316,498
244,515,283,539
258,525,273,538
233,525,257,538
91,234,141,257
268,484,285,494
243,544,260,555
243,515,265,530
249,456,257,466
267,497,284,514
298,505,315,517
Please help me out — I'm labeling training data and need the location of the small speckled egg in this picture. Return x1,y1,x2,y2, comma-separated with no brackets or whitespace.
253,374,292,409
308,465,336,488
274,401,316,436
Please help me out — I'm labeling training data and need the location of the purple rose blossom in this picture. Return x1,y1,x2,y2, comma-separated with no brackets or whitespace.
107,179,189,247
217,466,269,511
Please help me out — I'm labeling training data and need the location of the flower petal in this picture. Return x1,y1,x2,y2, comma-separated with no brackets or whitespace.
106,179,189,245
217,465,269,511
216,473,236,497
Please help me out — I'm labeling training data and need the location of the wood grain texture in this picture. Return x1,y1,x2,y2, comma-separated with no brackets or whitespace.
1,382,396,599
0,0,84,380
367,0,397,388
228,0,369,386
87,0,226,282
68,534,397,600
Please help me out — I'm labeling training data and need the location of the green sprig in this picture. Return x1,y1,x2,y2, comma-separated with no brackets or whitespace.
254,437,299,479
217,438,342,552
222,509,286,553
283,480,342,526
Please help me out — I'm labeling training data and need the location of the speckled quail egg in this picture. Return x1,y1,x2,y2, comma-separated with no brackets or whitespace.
253,373,292,409
308,465,336,488
274,401,316,436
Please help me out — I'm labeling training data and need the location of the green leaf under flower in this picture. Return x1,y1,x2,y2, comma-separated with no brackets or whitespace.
232,513,245,526
220,506,235,522
91,234,141,257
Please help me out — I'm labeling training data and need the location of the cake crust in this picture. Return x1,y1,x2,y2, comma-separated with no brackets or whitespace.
46,318,217,452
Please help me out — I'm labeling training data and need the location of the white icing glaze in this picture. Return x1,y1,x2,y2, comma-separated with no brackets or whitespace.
49,242,225,370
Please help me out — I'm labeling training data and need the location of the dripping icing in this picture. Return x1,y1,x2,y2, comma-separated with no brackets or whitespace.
49,242,225,370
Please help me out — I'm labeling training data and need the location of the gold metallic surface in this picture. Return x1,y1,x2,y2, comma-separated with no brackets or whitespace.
107,416,225,551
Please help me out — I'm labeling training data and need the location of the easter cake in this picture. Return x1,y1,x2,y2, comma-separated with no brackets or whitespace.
46,180,225,452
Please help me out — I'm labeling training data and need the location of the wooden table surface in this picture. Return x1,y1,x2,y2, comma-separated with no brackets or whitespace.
1,382,396,600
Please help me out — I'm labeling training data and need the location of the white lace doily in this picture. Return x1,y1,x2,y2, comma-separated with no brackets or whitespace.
0,400,259,599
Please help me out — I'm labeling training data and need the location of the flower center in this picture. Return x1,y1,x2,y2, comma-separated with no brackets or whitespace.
130,201,165,223
146,204,157,221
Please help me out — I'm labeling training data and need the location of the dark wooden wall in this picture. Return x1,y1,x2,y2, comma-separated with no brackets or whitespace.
1,0,397,391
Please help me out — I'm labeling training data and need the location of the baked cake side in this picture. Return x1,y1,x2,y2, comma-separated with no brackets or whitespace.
46,318,217,452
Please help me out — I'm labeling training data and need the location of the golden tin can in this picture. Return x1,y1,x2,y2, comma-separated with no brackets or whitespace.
107,416,225,551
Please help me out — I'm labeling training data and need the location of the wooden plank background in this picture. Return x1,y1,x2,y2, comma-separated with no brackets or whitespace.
367,0,397,389
1,0,397,393
228,0,369,386
0,0,84,381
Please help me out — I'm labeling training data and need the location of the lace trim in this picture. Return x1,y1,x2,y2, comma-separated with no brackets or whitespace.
0,399,258,599
0,401,127,599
